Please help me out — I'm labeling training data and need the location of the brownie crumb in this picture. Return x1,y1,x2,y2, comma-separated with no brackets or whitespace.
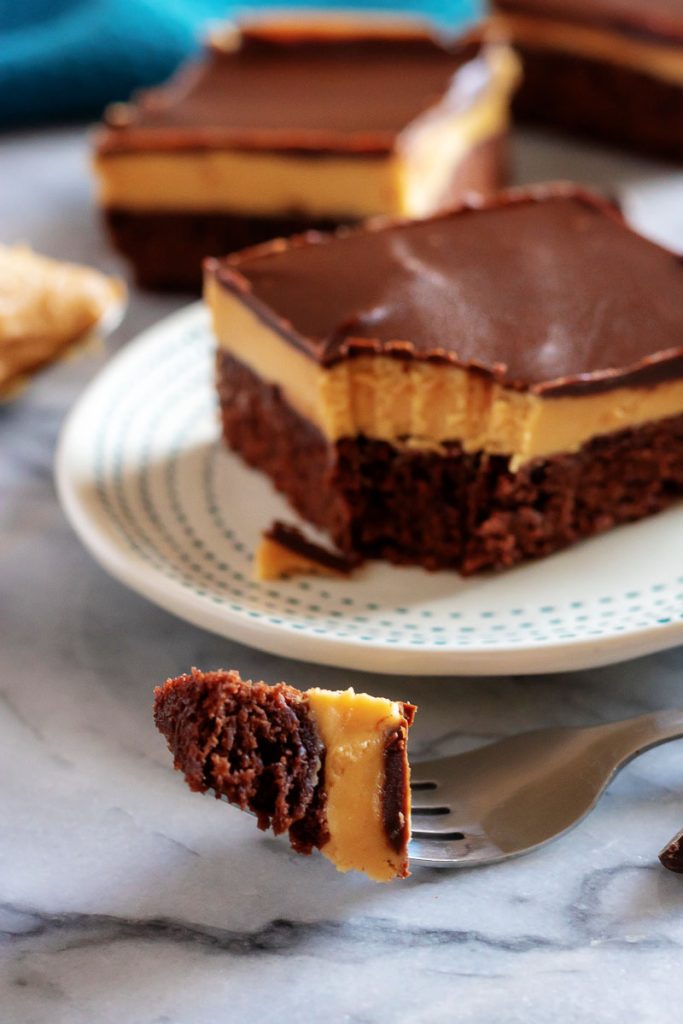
154,668,329,853
257,520,362,579
660,828,683,874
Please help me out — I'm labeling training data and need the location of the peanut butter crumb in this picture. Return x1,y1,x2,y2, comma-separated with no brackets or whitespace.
0,244,125,396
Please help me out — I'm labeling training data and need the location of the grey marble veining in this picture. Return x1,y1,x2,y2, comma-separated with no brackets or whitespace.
2,127,683,1024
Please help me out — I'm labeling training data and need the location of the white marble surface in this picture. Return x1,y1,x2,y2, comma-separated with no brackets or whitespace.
2,126,683,1024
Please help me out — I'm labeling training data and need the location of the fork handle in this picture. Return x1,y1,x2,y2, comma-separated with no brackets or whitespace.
599,707,683,763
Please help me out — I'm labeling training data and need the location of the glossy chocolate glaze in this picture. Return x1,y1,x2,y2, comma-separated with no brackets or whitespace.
98,20,483,155
495,0,683,44
211,185,683,396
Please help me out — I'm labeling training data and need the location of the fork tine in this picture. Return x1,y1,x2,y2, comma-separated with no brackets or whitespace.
410,810,472,833
410,790,451,812
409,833,504,867
409,774,452,814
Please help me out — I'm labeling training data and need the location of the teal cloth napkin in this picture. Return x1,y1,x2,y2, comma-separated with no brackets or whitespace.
0,0,481,126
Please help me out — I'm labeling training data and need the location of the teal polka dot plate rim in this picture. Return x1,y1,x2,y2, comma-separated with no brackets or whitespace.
55,303,683,677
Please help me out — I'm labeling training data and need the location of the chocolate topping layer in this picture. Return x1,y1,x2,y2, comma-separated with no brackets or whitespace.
212,185,683,396
495,0,683,44
98,21,482,155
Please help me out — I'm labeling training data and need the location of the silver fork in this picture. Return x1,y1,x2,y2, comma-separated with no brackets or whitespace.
409,708,683,868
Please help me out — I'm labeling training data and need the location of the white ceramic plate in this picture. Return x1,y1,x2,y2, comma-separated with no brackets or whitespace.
56,302,683,676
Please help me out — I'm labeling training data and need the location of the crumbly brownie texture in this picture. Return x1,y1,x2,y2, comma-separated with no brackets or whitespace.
217,351,683,574
512,47,683,160
660,828,683,873
103,135,505,291
154,668,329,854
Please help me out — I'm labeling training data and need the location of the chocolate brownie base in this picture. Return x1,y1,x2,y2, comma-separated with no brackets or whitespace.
102,134,507,292
104,208,341,292
512,46,683,160
154,668,330,854
217,351,683,574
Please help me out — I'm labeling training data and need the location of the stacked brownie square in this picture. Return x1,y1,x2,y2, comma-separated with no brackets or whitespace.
94,15,519,289
206,185,683,573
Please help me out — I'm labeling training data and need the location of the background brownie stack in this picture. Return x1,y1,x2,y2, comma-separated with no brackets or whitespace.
93,13,520,289
493,0,683,158
92,6,683,576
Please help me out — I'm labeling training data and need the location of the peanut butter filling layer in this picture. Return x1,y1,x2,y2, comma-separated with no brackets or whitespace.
207,276,683,469
93,47,518,218
493,12,683,84
306,688,410,883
